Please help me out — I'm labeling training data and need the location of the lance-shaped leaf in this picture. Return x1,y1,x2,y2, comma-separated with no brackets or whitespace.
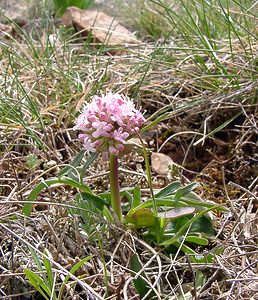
126,208,155,228
157,207,195,219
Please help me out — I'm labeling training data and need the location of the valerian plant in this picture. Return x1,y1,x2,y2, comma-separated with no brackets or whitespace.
23,93,226,261
74,93,146,220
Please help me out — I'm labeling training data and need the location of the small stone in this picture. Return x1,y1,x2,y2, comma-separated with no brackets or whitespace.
43,160,57,170
151,152,173,176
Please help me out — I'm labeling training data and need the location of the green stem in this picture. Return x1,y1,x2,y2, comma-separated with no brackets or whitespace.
109,154,122,221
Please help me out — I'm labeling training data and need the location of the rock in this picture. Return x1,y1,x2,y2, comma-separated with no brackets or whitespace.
43,160,57,170
62,7,140,47
151,152,173,176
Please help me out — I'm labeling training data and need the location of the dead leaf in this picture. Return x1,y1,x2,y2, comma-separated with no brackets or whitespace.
62,7,140,48
151,152,173,175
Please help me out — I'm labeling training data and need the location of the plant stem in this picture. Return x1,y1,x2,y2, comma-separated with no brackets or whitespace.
109,154,122,221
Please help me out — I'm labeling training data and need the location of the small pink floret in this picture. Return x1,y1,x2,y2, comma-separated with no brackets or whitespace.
75,93,146,159
109,145,119,156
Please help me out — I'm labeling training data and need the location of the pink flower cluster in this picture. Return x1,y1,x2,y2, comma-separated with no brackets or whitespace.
74,93,146,160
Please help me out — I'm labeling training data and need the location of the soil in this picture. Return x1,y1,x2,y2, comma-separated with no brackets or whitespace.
0,0,28,20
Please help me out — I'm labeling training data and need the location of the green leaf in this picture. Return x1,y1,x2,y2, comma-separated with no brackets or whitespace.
143,217,168,244
26,153,39,169
141,112,170,133
132,186,141,208
193,254,214,264
102,206,114,223
195,270,206,288
213,246,224,256
53,0,93,16
24,269,51,300
130,254,155,299
193,112,242,146
161,207,216,247
121,190,133,209
184,235,209,246
174,216,190,233
190,215,215,236
172,241,213,263
174,182,199,201
180,191,227,211
81,192,108,211
173,241,197,256
157,207,195,219
58,256,93,300
29,247,43,272
130,196,225,215
43,249,54,291
130,199,188,214
98,192,111,203
58,150,85,177
22,176,92,216
180,197,227,212
82,152,99,173
126,208,155,228
154,181,181,198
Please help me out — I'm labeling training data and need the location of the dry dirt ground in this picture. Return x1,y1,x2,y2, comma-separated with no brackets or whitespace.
0,0,29,19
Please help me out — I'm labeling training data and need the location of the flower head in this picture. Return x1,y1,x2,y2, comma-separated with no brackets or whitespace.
75,93,145,159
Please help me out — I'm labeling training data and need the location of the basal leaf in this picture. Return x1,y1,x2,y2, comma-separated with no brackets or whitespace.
126,208,155,228
184,235,209,246
157,207,195,219
130,254,155,299
102,205,114,223
132,186,141,209
81,192,108,211
24,269,51,300
174,182,198,200
43,249,54,290
190,215,215,236
82,152,99,173
154,181,181,198
29,247,43,272
161,207,217,247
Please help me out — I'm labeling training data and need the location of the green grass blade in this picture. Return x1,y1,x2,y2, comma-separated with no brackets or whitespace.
193,112,242,146
29,247,44,272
